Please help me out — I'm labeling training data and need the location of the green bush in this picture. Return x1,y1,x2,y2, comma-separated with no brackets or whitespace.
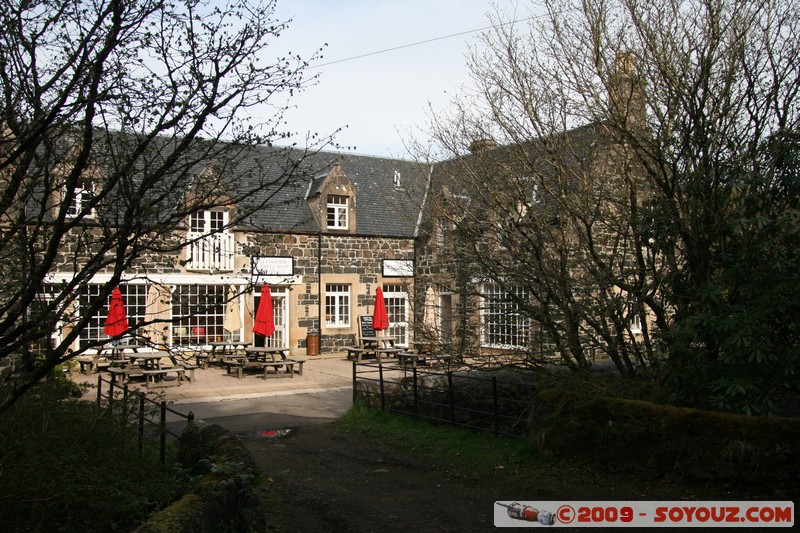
531,388,800,486
0,380,191,532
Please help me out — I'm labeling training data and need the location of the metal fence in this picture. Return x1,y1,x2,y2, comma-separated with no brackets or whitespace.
96,375,194,463
352,361,536,438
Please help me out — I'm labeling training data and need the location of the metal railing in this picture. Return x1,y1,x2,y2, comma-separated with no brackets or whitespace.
96,375,194,463
352,361,536,438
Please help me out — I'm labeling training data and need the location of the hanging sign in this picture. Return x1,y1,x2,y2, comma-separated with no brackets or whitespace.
251,256,294,276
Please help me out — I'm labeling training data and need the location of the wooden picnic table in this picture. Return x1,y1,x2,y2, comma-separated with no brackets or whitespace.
221,346,305,378
108,351,194,387
76,343,145,373
347,336,402,362
209,341,248,356
397,352,428,368
243,346,289,362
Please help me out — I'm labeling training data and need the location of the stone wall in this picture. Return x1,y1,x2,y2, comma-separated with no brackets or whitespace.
134,420,267,533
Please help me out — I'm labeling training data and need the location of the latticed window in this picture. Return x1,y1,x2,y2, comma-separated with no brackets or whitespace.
191,209,227,233
326,195,348,229
383,284,408,346
325,284,350,327
481,282,530,348
78,284,148,348
171,285,225,345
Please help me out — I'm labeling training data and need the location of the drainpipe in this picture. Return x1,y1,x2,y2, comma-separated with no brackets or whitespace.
317,231,323,350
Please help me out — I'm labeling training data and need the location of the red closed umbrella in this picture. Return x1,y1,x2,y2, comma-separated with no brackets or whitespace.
104,288,129,338
253,285,275,338
372,287,389,331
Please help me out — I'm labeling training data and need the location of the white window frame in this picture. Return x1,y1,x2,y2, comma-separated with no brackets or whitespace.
630,312,643,335
326,195,349,230
325,284,351,328
171,284,226,346
383,284,409,347
191,209,228,233
481,282,530,349
66,178,95,218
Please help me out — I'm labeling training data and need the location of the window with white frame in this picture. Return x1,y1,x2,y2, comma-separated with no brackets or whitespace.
191,209,227,233
187,209,233,271
171,284,225,345
383,284,409,346
482,282,530,348
66,177,95,218
326,195,348,229
78,284,148,348
629,308,643,334
325,284,350,327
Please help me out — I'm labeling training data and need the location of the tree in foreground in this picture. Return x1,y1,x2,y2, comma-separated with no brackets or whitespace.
0,0,333,411
418,0,800,414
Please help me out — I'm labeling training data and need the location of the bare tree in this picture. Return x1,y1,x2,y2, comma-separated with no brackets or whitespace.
417,0,800,412
0,0,336,411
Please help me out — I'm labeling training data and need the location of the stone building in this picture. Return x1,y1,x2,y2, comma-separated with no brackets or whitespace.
44,147,429,356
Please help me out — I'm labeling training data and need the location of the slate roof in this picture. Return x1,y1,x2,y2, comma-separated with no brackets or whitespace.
236,147,430,238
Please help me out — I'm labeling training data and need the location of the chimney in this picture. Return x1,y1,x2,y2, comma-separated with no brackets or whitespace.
468,138,497,153
609,52,646,130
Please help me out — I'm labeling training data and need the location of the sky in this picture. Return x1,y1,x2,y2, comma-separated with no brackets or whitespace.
268,0,522,159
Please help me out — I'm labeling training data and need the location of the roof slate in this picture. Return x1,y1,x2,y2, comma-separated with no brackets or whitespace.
237,147,429,237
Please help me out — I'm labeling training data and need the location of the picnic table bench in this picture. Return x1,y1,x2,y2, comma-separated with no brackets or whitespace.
261,360,296,378
141,367,185,388
397,352,427,368
222,358,299,379
347,346,402,362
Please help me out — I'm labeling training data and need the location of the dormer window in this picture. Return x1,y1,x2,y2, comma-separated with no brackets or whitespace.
66,177,95,218
326,195,348,230
191,209,226,233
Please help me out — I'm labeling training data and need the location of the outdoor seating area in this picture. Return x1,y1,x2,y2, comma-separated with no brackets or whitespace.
79,342,307,388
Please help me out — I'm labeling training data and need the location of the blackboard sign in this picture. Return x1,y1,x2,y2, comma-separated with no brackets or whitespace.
359,315,375,339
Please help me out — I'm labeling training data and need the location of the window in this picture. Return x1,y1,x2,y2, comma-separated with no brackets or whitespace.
482,283,530,348
383,284,408,346
326,195,348,229
171,285,225,345
78,284,148,348
437,219,450,249
66,178,95,218
191,209,227,233
325,284,350,328
630,314,643,334
187,210,234,271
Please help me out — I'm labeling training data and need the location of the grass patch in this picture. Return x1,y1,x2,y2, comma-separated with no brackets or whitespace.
335,402,558,484
0,379,192,532
332,402,752,500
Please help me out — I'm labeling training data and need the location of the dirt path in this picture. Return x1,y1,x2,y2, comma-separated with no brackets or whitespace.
243,423,503,532
241,421,790,532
